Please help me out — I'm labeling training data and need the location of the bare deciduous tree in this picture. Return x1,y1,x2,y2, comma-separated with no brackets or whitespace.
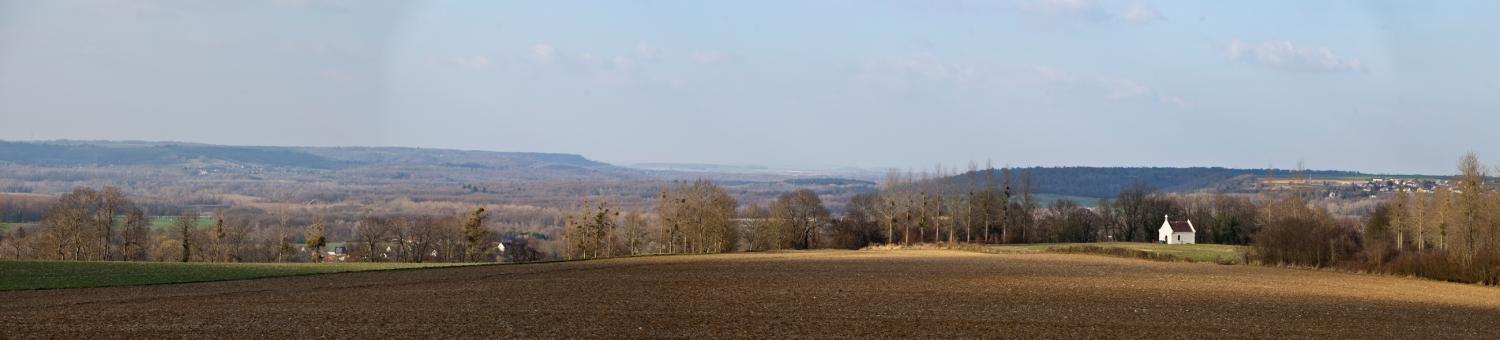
769,189,830,250
657,180,738,254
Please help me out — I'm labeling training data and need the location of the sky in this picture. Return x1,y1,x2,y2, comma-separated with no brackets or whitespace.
1,0,1498,175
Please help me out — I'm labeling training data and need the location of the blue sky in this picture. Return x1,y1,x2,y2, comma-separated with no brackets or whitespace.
1,0,1498,174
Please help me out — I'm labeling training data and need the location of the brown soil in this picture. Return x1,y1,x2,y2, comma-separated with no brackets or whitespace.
4,250,1499,338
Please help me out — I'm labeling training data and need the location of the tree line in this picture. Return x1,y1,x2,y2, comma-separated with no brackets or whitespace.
7,154,1498,286
1256,153,1500,284
556,162,1262,259
0,188,536,263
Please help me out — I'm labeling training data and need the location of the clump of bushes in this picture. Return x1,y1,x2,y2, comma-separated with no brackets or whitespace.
1246,196,1362,268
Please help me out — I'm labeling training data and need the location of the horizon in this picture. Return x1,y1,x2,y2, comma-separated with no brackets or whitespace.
0,138,1452,177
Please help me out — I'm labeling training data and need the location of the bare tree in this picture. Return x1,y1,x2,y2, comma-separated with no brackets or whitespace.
657,180,738,254
43,188,98,260
877,170,908,245
120,207,150,261
744,203,774,251
353,215,392,262
563,199,617,259
620,210,649,255
769,189,830,249
273,210,293,262
389,216,414,262
1456,153,1487,264
95,187,125,260
826,193,883,249
1390,191,1410,250
965,161,979,243
406,215,442,263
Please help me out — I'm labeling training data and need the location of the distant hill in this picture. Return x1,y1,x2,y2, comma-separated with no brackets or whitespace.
940,167,1367,199
783,178,876,186
0,140,625,176
0,140,342,169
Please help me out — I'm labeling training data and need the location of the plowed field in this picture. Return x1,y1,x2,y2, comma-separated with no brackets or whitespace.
3,250,1498,338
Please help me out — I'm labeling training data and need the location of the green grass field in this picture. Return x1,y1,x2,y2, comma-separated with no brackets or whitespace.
0,261,479,291
145,216,218,230
3,217,217,232
984,242,1246,263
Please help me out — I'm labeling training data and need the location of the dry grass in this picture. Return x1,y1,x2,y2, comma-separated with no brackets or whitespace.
978,242,1247,263
2,250,1498,338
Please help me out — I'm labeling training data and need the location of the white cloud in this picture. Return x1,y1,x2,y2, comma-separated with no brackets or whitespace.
528,44,557,64
1121,3,1165,25
688,50,729,64
1227,39,1365,72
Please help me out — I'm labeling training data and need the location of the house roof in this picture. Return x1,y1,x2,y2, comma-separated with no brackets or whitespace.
1167,221,1193,233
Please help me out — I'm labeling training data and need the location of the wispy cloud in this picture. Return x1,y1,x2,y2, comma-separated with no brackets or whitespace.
269,0,355,14
1019,0,1164,26
1121,3,1165,26
1019,0,1109,22
448,55,492,71
869,52,976,80
316,67,354,82
575,52,603,66
635,43,658,60
1095,77,1191,108
1157,95,1192,109
1099,77,1150,100
868,54,1190,109
688,50,730,64
611,55,635,70
1227,39,1365,73
528,44,557,64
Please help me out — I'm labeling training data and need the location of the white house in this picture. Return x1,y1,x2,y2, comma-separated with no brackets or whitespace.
1158,215,1196,244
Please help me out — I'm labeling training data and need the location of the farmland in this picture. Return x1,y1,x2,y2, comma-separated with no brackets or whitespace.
2,250,1498,338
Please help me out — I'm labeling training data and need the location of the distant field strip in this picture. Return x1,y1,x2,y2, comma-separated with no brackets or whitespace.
980,242,1246,263
0,261,478,291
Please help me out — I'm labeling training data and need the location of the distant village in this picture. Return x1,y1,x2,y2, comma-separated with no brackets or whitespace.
1258,177,1453,199
1354,178,1449,194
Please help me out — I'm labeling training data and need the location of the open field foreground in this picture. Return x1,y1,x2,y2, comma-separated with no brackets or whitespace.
3,250,1500,338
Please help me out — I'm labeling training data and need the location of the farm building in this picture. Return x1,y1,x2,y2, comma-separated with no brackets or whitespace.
1158,216,1196,244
